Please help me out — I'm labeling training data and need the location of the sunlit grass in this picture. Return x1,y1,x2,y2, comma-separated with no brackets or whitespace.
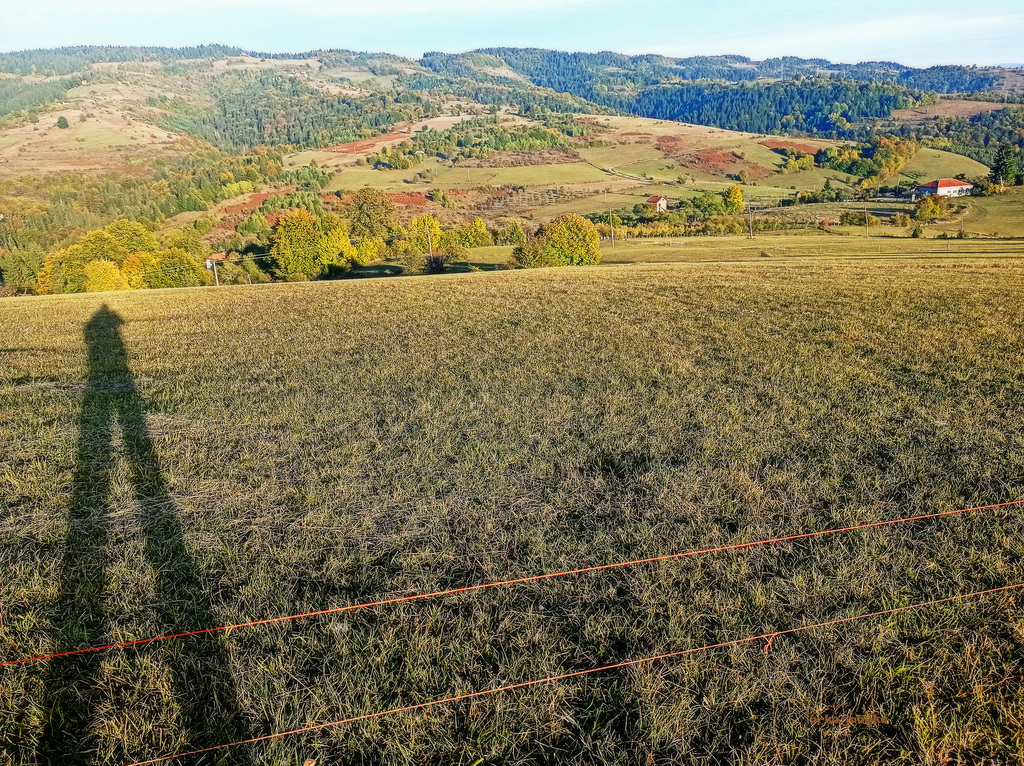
2,257,1023,764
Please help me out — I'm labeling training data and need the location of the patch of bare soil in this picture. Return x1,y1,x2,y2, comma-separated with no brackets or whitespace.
388,192,431,206
677,148,742,174
619,132,654,144
760,139,823,155
323,129,414,156
890,99,1009,122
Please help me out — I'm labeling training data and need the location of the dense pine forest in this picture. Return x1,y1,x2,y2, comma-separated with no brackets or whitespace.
419,50,1008,139
442,49,1001,93
153,71,433,152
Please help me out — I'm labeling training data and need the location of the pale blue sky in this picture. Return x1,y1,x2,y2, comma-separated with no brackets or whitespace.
3,0,1022,67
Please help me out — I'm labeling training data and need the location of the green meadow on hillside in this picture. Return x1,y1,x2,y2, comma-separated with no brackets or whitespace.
2,256,1023,765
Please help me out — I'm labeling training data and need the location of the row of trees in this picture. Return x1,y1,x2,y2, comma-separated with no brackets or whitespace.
266,190,528,279
35,220,209,294
0,144,336,289
367,118,585,169
814,136,919,179
871,107,1024,164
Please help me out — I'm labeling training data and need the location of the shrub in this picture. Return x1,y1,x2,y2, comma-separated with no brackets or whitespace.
510,238,553,268
914,194,948,222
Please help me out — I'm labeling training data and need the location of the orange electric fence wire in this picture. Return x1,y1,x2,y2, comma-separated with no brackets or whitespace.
125,582,1024,766
3,498,1020,669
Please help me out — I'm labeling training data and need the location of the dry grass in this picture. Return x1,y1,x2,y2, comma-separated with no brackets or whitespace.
0,109,183,178
890,99,1010,123
2,257,1024,765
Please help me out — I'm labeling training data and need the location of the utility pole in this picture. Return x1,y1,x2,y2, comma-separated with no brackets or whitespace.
605,190,615,248
960,209,964,234
864,205,870,238
426,224,433,261
206,258,220,286
748,204,754,239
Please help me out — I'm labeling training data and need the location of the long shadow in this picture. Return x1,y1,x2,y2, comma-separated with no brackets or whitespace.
38,305,251,765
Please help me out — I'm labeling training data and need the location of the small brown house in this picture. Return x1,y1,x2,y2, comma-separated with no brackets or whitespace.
646,195,668,213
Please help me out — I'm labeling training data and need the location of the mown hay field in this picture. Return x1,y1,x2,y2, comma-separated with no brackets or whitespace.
2,258,1024,765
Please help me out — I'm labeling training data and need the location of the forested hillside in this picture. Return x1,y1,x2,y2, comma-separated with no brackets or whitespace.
419,49,1018,143
153,71,433,151
430,49,1000,93
882,106,1024,165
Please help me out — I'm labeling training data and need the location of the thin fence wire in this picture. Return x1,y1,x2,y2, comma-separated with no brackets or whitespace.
3,498,1020,668
124,582,1024,766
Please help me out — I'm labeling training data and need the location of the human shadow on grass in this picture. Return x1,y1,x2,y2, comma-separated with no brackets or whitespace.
38,305,252,765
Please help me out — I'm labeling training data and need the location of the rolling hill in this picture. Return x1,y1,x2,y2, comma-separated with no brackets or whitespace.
0,44,1018,294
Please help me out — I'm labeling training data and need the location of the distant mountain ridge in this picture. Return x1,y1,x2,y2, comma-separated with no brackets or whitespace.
0,43,1011,91
1,43,1020,158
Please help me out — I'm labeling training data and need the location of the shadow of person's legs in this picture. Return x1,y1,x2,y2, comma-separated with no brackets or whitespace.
38,306,251,765
37,372,115,763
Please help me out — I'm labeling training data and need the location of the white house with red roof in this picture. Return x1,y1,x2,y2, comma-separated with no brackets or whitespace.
916,178,973,198
646,195,668,212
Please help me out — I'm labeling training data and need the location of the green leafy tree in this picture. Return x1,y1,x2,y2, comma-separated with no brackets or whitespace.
272,209,323,278
56,116,69,129
510,238,556,268
354,237,387,266
539,213,601,266
468,217,493,247
82,259,131,292
914,194,948,223
318,216,357,271
496,218,527,246
693,191,726,217
148,248,208,288
407,214,443,256
347,188,399,239
104,219,159,255
722,186,744,214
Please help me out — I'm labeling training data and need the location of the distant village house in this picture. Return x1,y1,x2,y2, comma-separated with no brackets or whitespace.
646,195,668,213
916,179,973,198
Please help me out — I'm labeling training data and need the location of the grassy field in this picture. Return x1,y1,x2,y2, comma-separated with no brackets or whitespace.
593,234,1024,264
0,108,181,178
954,188,1024,237
313,116,992,224
902,149,990,183
2,256,1024,765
